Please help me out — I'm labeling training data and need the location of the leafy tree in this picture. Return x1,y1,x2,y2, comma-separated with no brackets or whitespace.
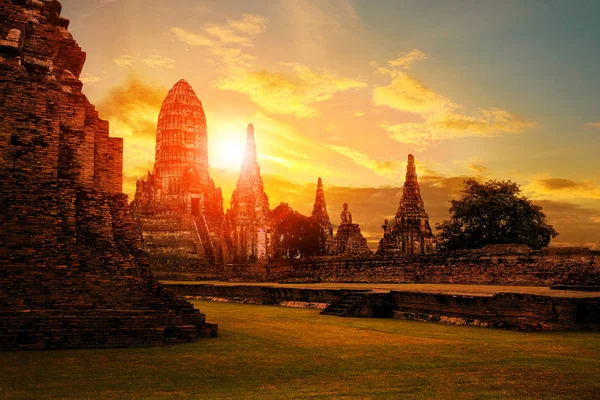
271,203,320,258
436,179,558,251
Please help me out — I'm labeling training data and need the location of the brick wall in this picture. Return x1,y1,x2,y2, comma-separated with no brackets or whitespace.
0,0,216,350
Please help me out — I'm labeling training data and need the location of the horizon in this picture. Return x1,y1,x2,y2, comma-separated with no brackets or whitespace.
60,0,600,250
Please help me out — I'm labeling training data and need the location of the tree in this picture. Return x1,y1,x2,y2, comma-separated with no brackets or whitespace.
271,203,320,258
436,179,558,251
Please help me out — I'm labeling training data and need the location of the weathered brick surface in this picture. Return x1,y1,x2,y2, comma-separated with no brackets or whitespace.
166,283,600,331
271,247,600,287
227,124,272,263
0,0,216,350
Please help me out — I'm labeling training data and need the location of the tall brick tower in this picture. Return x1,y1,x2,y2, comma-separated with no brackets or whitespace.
154,80,209,201
227,124,272,263
311,178,334,254
132,80,228,273
391,154,436,254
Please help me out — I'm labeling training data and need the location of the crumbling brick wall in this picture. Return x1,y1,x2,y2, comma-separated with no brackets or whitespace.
0,0,216,350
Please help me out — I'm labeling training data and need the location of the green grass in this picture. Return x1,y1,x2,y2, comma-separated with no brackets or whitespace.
1,301,600,399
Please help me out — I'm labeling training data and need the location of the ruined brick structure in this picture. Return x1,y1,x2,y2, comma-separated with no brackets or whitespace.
132,80,228,271
378,154,436,255
0,0,215,350
332,203,372,256
311,178,334,254
227,124,272,263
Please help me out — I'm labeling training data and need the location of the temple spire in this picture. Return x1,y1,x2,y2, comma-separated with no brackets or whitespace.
312,177,328,218
242,123,258,171
388,153,436,255
406,154,417,179
311,177,334,255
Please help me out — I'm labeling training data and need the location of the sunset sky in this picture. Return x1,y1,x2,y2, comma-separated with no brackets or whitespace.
61,0,600,249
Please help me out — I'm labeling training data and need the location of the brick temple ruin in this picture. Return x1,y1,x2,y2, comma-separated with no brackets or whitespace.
132,79,229,273
0,0,216,350
378,154,436,256
132,88,277,274
332,203,372,256
311,178,334,255
227,124,273,263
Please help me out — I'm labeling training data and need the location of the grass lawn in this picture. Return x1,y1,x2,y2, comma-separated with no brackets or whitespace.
1,301,600,399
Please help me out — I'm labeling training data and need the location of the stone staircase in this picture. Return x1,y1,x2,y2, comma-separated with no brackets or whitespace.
320,291,371,317
192,215,215,265
136,212,216,278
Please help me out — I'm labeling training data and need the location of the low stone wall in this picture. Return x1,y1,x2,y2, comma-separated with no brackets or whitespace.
157,247,600,287
270,248,600,287
168,284,352,304
167,283,600,331
391,292,599,331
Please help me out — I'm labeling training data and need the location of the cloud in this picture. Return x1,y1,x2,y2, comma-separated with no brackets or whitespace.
374,73,454,114
97,75,167,195
170,27,213,47
468,164,488,174
170,14,266,48
216,64,366,118
113,54,133,68
532,200,600,248
171,12,363,119
374,50,536,149
143,55,176,69
374,49,428,73
97,75,165,139
80,72,100,85
585,122,600,128
531,178,600,199
327,145,405,177
225,14,268,36
379,108,536,150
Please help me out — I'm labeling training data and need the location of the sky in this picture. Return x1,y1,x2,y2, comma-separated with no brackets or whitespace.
60,0,600,249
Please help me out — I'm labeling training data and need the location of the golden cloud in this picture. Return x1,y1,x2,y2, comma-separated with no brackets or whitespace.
226,14,268,36
170,27,213,47
327,145,404,177
374,49,428,74
171,14,363,119
374,50,536,149
215,64,366,118
113,54,133,68
585,122,600,128
374,73,454,114
97,75,165,139
468,164,488,174
530,178,600,199
170,14,266,49
80,72,100,85
97,76,167,197
143,55,176,69
533,200,600,248
379,108,536,150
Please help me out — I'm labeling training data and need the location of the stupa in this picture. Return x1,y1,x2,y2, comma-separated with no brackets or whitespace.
132,80,228,275
227,124,272,263
378,154,436,255
311,178,334,254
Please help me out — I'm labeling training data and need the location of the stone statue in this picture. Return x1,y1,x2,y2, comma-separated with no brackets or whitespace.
382,219,391,235
340,203,352,225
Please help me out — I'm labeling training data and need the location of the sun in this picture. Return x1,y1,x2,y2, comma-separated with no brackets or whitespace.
209,133,246,171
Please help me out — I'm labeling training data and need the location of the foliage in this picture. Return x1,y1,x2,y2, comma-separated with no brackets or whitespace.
271,203,320,258
436,179,558,251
